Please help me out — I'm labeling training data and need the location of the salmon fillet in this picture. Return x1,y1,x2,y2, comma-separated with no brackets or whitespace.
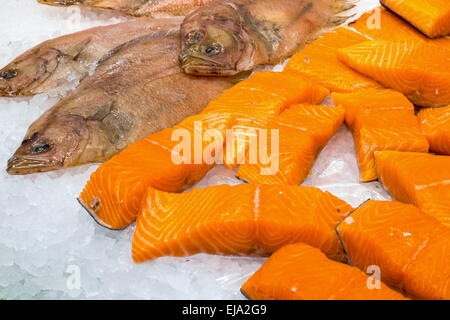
331,89,429,182
337,200,450,300
380,0,450,38
206,72,329,169
236,104,344,185
284,27,383,93
349,7,450,49
241,243,407,300
337,40,450,107
375,151,450,227
79,71,329,229
79,112,229,229
417,106,450,155
132,185,354,263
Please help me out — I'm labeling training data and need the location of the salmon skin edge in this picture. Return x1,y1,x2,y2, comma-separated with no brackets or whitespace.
334,199,372,266
77,197,123,231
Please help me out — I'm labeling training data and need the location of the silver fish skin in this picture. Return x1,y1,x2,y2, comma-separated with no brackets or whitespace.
38,0,216,16
7,21,243,175
179,0,354,76
0,17,183,97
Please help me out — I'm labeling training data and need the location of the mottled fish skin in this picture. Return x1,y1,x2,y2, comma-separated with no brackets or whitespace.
180,0,354,76
7,22,242,175
0,18,183,97
38,0,216,16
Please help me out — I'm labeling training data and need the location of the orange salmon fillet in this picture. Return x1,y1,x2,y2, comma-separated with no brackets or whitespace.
132,185,354,263
205,72,329,169
284,26,383,93
79,71,329,229
285,6,450,95
338,40,450,107
417,106,450,155
375,151,450,227
349,7,450,49
241,243,407,300
337,200,450,300
236,104,344,185
79,112,230,229
331,89,429,182
380,0,450,38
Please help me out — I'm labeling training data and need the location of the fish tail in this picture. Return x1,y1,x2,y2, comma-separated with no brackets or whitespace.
332,0,357,13
327,0,358,28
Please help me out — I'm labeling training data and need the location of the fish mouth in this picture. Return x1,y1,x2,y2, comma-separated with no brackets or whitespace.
6,155,63,175
179,56,238,76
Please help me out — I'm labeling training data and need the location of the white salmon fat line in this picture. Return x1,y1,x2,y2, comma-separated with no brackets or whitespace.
171,121,280,176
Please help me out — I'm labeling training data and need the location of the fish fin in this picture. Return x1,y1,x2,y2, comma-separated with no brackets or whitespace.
327,0,358,29
332,0,357,14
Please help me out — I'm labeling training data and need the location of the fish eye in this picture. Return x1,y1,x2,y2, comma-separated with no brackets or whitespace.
204,43,222,56
0,69,18,80
32,143,50,154
185,31,203,45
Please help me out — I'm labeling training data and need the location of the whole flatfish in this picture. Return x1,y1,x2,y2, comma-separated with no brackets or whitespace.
38,0,216,16
179,0,355,76
0,18,183,97
7,21,242,175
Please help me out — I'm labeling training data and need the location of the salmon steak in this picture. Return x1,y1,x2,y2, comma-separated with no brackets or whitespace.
337,200,450,300
79,71,329,229
331,89,429,182
132,185,354,263
284,27,383,93
337,40,450,107
380,0,450,38
375,151,450,227
236,104,344,185
241,243,407,300
417,106,450,155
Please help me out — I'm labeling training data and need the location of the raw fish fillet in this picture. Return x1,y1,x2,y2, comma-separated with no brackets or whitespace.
236,104,344,185
241,243,407,300
349,7,450,49
312,26,371,49
380,0,450,38
79,71,329,229
375,151,450,227
337,200,450,300
337,40,450,107
284,27,382,93
204,72,329,169
331,89,429,182
132,185,354,263
417,106,450,155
